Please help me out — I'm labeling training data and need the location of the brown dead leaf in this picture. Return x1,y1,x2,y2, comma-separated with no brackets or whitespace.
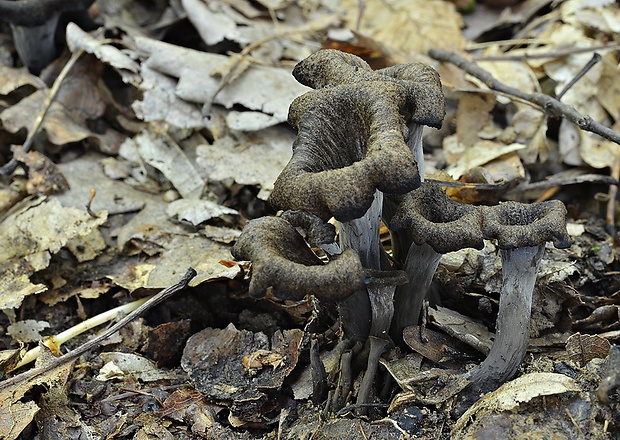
0,252,50,310
388,368,470,408
96,352,187,382
0,55,112,147
6,320,50,343
566,332,612,366
0,197,107,309
455,92,496,148
403,325,477,363
0,65,45,95
181,323,303,422
142,320,192,368
13,150,69,196
340,0,465,55
54,152,152,215
134,37,309,131
130,127,206,199
183,0,242,46
0,197,107,262
444,138,525,179
0,346,74,440
167,199,238,226
429,306,493,355
66,23,140,75
453,373,580,436
195,125,294,199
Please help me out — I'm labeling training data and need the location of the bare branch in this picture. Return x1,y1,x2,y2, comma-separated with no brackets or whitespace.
429,48,620,145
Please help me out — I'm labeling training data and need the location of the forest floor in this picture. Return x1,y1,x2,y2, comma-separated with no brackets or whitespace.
0,0,620,439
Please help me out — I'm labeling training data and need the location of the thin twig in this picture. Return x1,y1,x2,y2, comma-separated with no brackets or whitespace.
429,48,620,145
0,268,196,389
508,173,619,192
12,296,150,370
465,38,550,50
472,42,620,61
0,49,85,176
556,53,601,101
428,174,618,191
607,155,620,235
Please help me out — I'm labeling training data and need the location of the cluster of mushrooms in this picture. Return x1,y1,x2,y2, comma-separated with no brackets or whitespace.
232,49,571,411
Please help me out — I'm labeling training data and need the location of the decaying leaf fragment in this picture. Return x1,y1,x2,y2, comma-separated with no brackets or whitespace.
452,372,580,435
0,346,75,440
112,200,240,289
566,333,611,366
133,37,309,130
181,323,303,423
0,197,107,309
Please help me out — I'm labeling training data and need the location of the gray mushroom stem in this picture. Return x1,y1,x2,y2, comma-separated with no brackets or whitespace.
339,192,404,408
391,242,442,342
406,122,425,180
386,183,484,344
10,16,60,75
467,200,571,390
339,191,383,270
356,335,390,409
337,191,383,343
467,244,545,385
0,0,96,74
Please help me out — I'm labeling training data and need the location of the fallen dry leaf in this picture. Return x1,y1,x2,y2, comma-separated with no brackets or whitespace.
181,323,303,422
453,372,580,433
566,332,612,366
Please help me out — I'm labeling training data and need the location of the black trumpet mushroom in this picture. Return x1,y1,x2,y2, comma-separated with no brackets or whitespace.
466,200,571,390
233,49,572,414
243,49,445,411
386,182,485,344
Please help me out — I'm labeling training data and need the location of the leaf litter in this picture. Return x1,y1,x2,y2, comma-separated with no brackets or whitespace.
0,0,619,439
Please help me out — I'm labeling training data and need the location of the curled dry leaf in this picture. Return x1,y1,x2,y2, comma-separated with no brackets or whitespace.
453,372,580,434
65,23,140,73
166,199,238,226
133,37,309,130
566,333,612,367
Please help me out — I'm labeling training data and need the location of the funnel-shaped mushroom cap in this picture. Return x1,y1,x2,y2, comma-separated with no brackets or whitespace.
231,215,364,301
269,50,445,222
271,82,421,222
481,200,571,250
292,49,445,129
389,183,485,254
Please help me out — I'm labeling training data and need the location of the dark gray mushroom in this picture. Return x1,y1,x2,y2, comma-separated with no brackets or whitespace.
386,182,484,343
466,200,571,389
237,49,445,410
270,82,422,223
231,214,365,302
0,0,95,74
268,49,444,346
269,49,444,223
